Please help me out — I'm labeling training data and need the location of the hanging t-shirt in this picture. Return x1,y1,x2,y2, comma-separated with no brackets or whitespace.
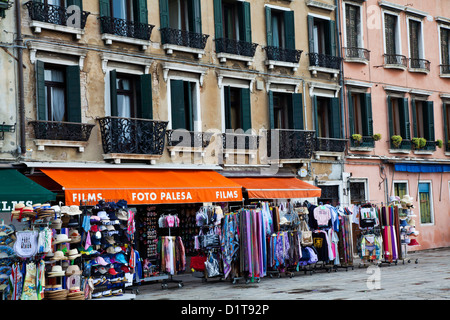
313,206,332,228
312,231,329,262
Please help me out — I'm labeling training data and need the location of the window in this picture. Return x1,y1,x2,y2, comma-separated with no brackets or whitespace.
411,100,434,143
160,0,202,33
388,97,411,147
307,15,339,69
443,102,450,151
268,91,303,130
383,12,405,66
348,92,373,142
440,27,450,74
408,18,428,70
393,182,408,199
266,7,295,50
350,181,367,204
36,61,81,123
314,96,340,139
109,70,153,119
345,3,363,53
418,182,433,224
100,0,147,22
111,0,134,20
224,86,251,131
169,80,199,131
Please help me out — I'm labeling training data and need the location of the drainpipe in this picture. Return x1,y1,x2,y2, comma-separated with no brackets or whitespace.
16,0,26,156
335,0,345,141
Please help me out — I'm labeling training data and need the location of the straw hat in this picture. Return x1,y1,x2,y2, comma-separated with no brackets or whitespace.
67,248,81,260
66,265,82,276
50,250,69,261
60,206,70,214
69,230,81,243
67,287,84,300
47,265,66,277
50,218,62,230
67,205,82,216
401,195,414,208
53,233,70,244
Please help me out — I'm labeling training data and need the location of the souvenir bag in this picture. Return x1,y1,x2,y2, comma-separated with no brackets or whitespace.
201,229,220,248
204,251,220,278
14,230,39,258
300,220,313,246
189,253,207,272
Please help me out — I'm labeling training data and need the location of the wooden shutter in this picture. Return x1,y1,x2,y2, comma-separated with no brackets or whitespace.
99,0,110,17
291,93,303,130
213,0,223,40
362,93,373,136
170,80,186,130
443,103,449,145
268,91,274,130
135,0,148,25
409,20,420,61
346,4,358,48
189,0,202,34
224,86,232,130
313,95,319,135
65,65,81,123
400,98,410,140
36,60,47,121
284,11,295,50
265,6,272,47
441,28,449,65
387,96,394,137
411,99,417,137
137,73,153,120
240,88,252,132
347,91,355,135
186,82,194,131
327,20,337,56
385,14,396,55
109,70,118,117
424,101,435,141
159,0,169,29
329,98,341,138
239,1,252,43
67,0,83,11
307,15,315,54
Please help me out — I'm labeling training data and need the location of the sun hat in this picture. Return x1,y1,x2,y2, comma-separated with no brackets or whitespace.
67,248,81,260
53,233,70,244
401,195,414,208
60,206,70,214
47,265,66,277
97,211,109,220
117,209,128,221
389,196,400,203
69,230,81,243
67,205,82,216
50,218,62,230
50,250,69,261
66,265,82,276
408,239,420,246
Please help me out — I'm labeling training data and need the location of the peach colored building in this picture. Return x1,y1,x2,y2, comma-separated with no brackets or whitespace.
340,0,450,250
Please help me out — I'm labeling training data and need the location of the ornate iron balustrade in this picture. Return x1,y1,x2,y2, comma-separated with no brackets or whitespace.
409,58,430,71
264,46,302,63
309,52,342,69
99,16,154,40
440,64,450,75
29,120,94,142
412,140,436,152
160,27,209,49
97,116,168,155
446,142,450,152
222,132,260,150
350,136,375,148
384,54,407,67
390,138,411,150
215,38,258,57
0,122,15,140
267,129,315,160
166,130,213,149
315,137,347,153
343,47,370,61
25,1,90,29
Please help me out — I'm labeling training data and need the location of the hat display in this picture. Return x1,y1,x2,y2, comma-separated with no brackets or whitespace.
69,230,81,243
47,265,66,277
50,250,69,261
66,265,82,276
53,233,70,244
67,205,82,216
408,239,420,246
401,195,414,208
117,209,128,221
67,249,82,260
60,206,70,214
97,211,109,220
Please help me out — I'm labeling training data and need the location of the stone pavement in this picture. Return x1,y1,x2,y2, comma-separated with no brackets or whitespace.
129,247,450,300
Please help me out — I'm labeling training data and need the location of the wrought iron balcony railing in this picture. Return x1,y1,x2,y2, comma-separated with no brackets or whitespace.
29,120,94,142
309,52,342,70
97,116,168,155
160,27,209,50
0,122,15,140
99,16,154,40
384,54,407,67
222,132,260,151
409,58,430,71
350,136,375,148
264,46,302,63
440,64,450,75
166,130,213,149
25,1,90,29
215,38,258,57
412,140,436,152
390,138,411,150
315,137,347,153
343,47,370,61
267,129,316,160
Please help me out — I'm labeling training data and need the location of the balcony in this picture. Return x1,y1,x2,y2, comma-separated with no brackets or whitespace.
25,1,90,39
412,139,436,154
383,54,407,70
215,38,258,66
97,116,168,164
390,138,411,152
267,129,316,163
440,65,450,78
350,136,375,150
343,47,370,64
160,27,209,58
222,132,260,163
166,130,213,158
99,16,155,50
264,46,302,71
308,53,342,78
314,137,347,160
0,122,15,141
408,58,430,74
29,120,94,152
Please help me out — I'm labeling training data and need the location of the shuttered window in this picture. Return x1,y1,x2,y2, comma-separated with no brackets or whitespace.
444,103,450,150
441,27,450,66
161,0,201,33
388,97,410,139
348,92,373,137
307,16,336,56
314,97,340,138
268,92,303,130
345,4,360,48
224,86,251,131
409,19,421,62
384,13,397,55
418,182,432,224
265,7,295,50
411,100,434,141
170,80,195,131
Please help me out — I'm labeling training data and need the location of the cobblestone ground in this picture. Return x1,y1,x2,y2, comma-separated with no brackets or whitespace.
128,248,450,300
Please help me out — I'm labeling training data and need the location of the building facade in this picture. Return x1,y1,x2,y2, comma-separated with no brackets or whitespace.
339,0,450,250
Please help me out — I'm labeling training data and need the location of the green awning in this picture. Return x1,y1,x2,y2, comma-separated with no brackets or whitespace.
0,169,56,212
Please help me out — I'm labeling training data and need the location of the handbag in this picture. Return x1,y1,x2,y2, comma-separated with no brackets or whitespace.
190,253,207,272
300,220,313,246
204,252,220,278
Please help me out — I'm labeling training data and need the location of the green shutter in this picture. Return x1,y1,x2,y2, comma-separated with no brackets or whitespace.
387,96,394,137
363,93,373,136
186,82,194,131
65,65,81,123
135,0,148,25
159,0,169,29
400,98,410,140
188,0,202,34
443,103,449,145
67,0,83,11
265,6,272,47
268,91,274,130
307,15,315,54
348,91,354,135
411,99,417,137
425,101,435,141
284,11,295,50
110,70,118,117
240,88,251,132
99,0,110,17
36,60,47,121
224,86,232,130
313,95,319,135
328,20,337,56
137,73,153,119
170,80,186,130
329,98,341,138
239,1,252,43
292,93,303,130
213,0,223,41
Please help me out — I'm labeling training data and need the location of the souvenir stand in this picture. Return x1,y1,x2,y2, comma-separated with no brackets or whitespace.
337,207,354,271
398,196,420,264
356,203,384,268
379,200,402,266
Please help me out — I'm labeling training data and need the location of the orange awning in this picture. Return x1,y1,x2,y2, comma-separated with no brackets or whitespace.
41,169,243,205
229,177,321,199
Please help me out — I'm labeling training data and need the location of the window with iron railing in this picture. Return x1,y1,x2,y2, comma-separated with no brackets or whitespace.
440,27,450,75
384,13,406,68
408,19,429,72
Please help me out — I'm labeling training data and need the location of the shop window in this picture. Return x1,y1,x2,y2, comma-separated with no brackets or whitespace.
170,80,199,131
268,91,303,130
418,182,433,224
314,96,341,139
224,86,251,132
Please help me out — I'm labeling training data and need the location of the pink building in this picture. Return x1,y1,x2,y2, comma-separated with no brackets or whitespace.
339,0,450,250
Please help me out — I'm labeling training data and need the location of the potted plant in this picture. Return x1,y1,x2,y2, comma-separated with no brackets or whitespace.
436,139,443,148
373,133,382,142
351,134,362,145
412,137,427,150
391,135,402,148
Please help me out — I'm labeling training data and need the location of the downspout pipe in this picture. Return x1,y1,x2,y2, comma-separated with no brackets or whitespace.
16,0,26,156
335,0,346,141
